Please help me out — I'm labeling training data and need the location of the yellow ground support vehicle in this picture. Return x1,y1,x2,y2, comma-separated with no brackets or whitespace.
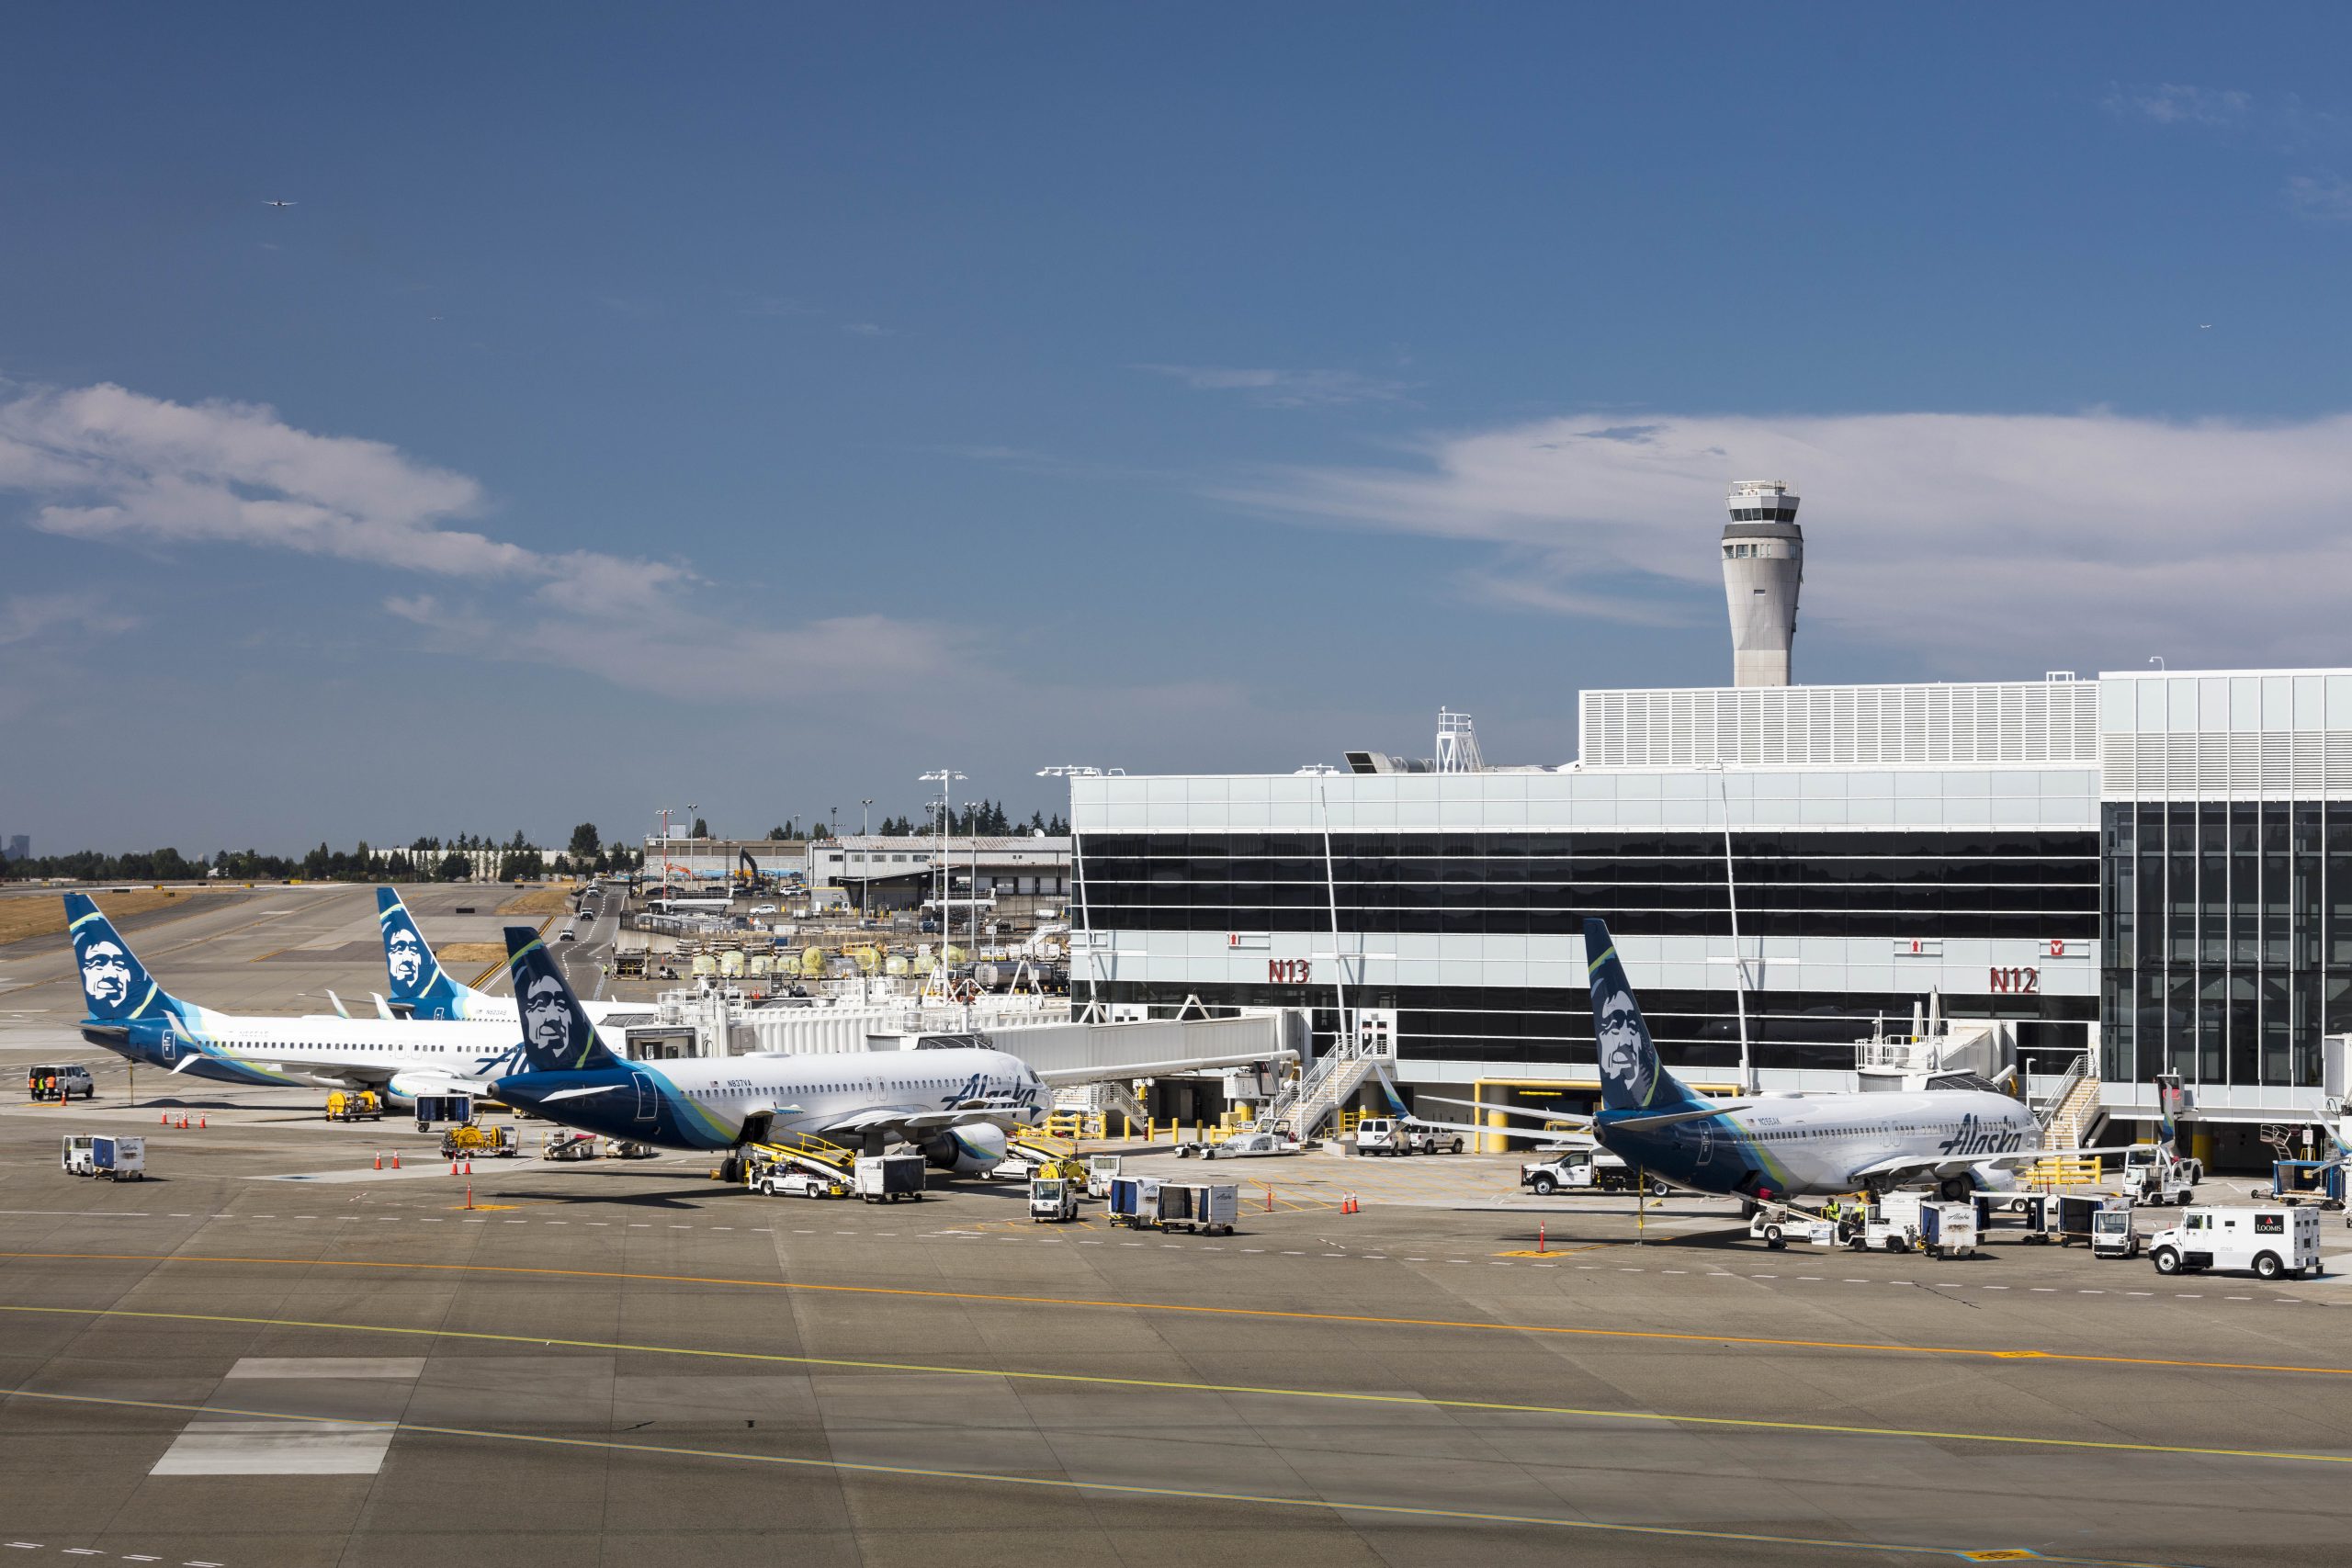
324,1090,383,1122
440,1123,518,1159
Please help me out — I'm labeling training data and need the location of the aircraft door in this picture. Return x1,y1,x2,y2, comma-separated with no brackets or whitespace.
158,1027,177,1066
633,1071,657,1123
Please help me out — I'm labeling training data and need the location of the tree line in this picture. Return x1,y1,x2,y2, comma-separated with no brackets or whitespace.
2,825,647,885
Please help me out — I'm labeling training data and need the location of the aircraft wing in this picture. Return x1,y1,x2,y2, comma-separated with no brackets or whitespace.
1845,1145,2138,1187
387,1069,502,1101
827,1100,1032,1134
1417,1093,1593,1128
1036,1050,1295,1086
1608,1100,1757,1134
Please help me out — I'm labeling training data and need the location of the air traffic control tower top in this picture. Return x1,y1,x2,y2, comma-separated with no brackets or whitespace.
1721,479,1803,688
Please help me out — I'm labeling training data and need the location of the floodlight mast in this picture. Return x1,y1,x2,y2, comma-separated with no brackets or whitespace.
917,769,967,942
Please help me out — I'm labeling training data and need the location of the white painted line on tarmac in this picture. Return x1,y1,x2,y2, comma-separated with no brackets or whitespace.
229,1357,424,1380
152,1418,393,1475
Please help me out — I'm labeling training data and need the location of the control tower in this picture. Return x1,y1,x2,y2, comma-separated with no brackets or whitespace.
1721,479,1803,687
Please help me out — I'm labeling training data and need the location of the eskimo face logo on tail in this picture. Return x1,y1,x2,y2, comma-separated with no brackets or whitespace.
521,972,579,1066
386,926,426,989
79,938,133,1011
1595,980,1657,1109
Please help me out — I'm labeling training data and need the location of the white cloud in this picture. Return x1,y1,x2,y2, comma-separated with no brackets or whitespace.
1135,364,1409,409
2103,83,2252,128
0,591,134,647
1223,408,2352,671
2286,173,2352,220
0,380,970,704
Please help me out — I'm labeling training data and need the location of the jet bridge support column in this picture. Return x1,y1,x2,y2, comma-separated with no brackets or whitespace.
1477,1078,1507,1155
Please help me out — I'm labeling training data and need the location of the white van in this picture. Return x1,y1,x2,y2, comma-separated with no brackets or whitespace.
1355,1118,1407,1156
2149,1206,2322,1280
28,1064,96,1101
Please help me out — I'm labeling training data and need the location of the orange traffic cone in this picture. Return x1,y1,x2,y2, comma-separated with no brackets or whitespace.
449,1160,458,1176
159,1111,169,1125
177,1114,188,1130
198,1116,207,1129
464,1160,473,1176
391,1151,400,1169
1537,1221,1546,1254
373,1152,381,1170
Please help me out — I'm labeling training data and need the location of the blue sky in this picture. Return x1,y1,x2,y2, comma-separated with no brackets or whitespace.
5,6,2349,852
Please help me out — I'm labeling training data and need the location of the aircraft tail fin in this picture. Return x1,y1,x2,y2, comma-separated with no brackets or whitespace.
1583,918,1703,1114
2154,1071,2187,1150
63,894,184,1023
503,926,621,1074
378,886,489,1019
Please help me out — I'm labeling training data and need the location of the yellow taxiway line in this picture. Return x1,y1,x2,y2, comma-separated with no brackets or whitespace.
2,1301,2345,1474
6,1248,2352,1382
0,1383,2202,1566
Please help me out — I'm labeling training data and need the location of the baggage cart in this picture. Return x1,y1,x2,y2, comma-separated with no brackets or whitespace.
2270,1161,2346,1210
61,1134,144,1181
1155,1181,1238,1235
1107,1175,1160,1228
854,1153,928,1203
1920,1201,1978,1258
414,1093,474,1130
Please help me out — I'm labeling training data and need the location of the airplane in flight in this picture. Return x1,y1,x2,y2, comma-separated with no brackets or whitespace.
65,893,523,1095
1567,917,2076,1204
375,886,631,1024
490,926,1047,1172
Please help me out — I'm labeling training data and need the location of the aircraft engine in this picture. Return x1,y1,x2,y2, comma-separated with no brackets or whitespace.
924,1122,1010,1175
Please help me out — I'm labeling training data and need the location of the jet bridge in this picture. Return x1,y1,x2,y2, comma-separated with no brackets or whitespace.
884,1010,1307,1093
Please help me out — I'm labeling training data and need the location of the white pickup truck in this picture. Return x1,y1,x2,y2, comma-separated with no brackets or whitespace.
1520,1148,1666,1197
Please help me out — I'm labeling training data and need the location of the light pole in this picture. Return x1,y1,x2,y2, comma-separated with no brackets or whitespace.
963,800,983,961
918,769,966,941
861,798,874,836
1702,762,1753,1096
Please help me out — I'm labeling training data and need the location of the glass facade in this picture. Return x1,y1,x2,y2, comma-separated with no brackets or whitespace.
1080,829,2098,942
1082,827,2099,1073
2100,802,2352,1089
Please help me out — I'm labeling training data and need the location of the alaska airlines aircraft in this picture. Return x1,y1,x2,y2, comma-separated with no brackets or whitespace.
376,886,629,1024
66,894,521,1095
1576,918,2056,1203
490,927,1043,1170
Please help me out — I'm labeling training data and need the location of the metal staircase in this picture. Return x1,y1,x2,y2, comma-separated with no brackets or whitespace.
1057,1077,1146,1132
1264,1022,1394,1139
2038,1056,2104,1152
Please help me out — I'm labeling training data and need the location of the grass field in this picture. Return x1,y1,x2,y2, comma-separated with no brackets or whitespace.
433,942,507,965
0,886,232,947
495,887,571,916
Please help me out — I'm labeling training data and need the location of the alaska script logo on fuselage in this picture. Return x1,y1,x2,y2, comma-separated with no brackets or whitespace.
1936,1111,2026,1156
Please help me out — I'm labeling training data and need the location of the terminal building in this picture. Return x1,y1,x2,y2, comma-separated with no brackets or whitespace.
1063,480,2352,1171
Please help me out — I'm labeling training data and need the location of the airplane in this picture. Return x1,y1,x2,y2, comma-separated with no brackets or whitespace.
65,893,524,1096
1570,917,2084,1204
263,198,296,208
376,886,631,1024
489,926,1047,1172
